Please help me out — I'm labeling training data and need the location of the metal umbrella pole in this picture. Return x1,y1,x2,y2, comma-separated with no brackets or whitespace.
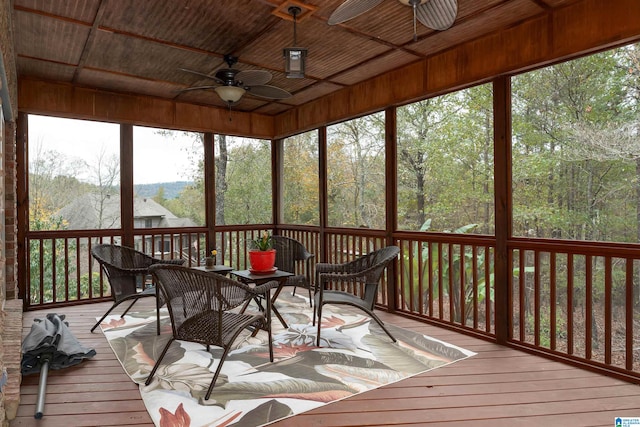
34,354,51,419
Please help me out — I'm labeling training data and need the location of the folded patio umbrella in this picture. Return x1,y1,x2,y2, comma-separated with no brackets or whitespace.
21,313,96,419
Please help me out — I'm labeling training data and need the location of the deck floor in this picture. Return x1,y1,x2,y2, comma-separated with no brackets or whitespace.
9,296,640,427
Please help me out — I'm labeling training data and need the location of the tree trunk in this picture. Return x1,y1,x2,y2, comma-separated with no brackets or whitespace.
215,135,228,225
416,172,426,227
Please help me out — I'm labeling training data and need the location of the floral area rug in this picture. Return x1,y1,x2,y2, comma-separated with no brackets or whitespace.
100,291,475,427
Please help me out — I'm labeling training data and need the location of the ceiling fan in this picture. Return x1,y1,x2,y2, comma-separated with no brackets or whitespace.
179,54,292,105
328,0,458,41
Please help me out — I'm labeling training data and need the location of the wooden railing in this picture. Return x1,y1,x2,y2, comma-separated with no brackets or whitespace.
22,227,640,382
24,226,320,309
394,233,496,338
508,239,640,381
26,230,121,308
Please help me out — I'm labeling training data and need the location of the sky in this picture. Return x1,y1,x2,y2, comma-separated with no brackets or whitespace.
28,115,200,184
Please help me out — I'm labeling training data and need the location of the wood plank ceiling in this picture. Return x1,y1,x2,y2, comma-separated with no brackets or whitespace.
14,0,576,116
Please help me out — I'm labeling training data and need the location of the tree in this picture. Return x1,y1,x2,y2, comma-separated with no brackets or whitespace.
512,46,634,242
283,131,320,225
215,134,228,225
327,113,386,228
223,138,272,224
396,85,494,233
29,140,87,227
88,146,120,229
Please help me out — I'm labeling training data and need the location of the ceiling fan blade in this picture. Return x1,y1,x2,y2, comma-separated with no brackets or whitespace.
179,67,222,81
247,85,292,100
416,0,457,31
178,85,219,93
236,69,272,86
328,0,385,25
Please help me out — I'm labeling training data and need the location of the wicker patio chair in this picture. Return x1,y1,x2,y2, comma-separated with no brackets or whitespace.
272,235,315,306
313,245,400,346
90,244,185,334
145,264,275,400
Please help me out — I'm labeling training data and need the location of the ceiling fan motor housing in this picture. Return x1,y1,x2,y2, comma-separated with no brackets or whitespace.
398,0,429,5
215,68,242,87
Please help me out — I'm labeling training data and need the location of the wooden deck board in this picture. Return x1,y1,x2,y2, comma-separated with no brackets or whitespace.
9,297,640,427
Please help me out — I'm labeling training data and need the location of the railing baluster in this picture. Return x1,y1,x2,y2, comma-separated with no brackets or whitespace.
534,250,540,347
567,254,574,355
415,240,422,315
626,258,634,371
486,246,492,334
472,245,478,329
605,256,612,365
75,237,81,301
550,252,557,351
586,254,593,360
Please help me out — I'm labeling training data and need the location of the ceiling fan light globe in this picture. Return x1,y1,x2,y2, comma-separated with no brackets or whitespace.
214,86,245,103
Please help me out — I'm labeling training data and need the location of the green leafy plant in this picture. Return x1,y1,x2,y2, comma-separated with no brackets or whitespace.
251,231,273,251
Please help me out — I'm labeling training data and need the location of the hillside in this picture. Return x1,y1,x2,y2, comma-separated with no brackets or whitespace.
134,181,192,200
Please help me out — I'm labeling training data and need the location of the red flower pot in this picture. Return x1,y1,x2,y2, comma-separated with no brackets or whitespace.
248,249,276,272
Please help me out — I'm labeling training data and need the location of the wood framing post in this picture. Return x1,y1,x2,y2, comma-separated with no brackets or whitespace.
15,113,27,303
204,132,215,249
494,76,512,344
120,124,134,247
385,107,398,312
318,126,328,263
273,137,283,231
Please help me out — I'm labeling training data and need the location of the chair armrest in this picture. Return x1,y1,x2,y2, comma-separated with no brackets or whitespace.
250,280,280,297
316,262,347,274
318,271,367,283
151,258,185,266
107,264,149,276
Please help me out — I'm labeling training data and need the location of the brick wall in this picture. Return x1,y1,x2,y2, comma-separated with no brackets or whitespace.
3,121,14,300
0,0,21,425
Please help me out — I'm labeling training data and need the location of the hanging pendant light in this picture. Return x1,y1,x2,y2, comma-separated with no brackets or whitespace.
283,6,307,78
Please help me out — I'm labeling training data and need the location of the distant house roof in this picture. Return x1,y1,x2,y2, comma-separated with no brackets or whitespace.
57,192,197,230
134,197,178,219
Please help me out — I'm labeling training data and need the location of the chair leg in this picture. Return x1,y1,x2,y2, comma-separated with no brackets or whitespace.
312,304,316,326
156,297,161,335
145,338,175,386
90,302,120,332
368,310,396,342
265,302,274,362
204,346,232,400
316,303,323,346
120,299,139,317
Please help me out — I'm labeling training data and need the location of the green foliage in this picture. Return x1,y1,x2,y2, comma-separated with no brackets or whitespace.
327,112,386,229
251,232,273,251
78,272,104,299
28,231,76,305
283,131,320,225
402,220,538,324
511,44,640,243
402,220,489,323
396,85,495,233
222,138,273,225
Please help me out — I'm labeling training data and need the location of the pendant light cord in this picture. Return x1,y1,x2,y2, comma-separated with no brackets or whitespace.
290,6,300,46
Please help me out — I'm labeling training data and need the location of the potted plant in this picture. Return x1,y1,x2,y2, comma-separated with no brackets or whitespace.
248,232,276,272
205,249,217,269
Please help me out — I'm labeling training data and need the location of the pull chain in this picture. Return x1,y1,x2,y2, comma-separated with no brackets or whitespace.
412,1,418,42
